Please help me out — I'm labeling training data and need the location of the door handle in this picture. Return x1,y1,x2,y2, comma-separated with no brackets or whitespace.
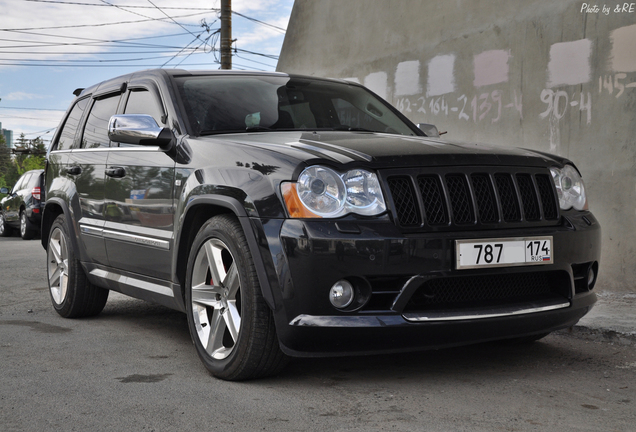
105,167,126,178
64,166,82,175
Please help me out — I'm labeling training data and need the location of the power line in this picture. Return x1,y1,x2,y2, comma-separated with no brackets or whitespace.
0,51,209,63
232,11,286,33
0,61,222,68
235,48,278,60
0,107,66,111
25,0,217,10
0,113,61,121
0,11,211,32
234,53,276,69
0,31,193,46
146,0,202,39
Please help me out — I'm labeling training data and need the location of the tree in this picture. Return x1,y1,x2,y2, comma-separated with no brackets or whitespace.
0,133,9,191
13,134,46,175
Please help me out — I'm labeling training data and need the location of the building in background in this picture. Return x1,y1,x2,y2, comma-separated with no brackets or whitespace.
0,122,14,149
277,0,636,294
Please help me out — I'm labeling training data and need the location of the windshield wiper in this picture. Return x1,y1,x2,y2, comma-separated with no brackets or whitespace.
199,127,273,136
245,126,274,132
332,126,374,132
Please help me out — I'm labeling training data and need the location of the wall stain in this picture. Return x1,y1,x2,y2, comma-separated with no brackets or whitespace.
0,320,71,334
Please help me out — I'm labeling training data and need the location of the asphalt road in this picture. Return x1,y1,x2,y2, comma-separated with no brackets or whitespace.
1,235,635,432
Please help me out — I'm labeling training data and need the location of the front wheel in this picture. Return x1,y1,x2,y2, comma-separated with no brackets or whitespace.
47,214,109,317
185,214,288,380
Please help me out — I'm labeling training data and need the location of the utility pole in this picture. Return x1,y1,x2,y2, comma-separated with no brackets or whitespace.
220,0,232,69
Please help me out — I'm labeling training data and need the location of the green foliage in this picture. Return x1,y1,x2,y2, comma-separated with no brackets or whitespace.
0,134,11,196
0,134,46,194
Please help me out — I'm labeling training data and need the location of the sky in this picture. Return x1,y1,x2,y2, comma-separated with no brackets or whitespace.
0,0,294,146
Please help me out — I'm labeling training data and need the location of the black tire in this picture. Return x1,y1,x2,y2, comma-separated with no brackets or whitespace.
185,214,288,381
47,214,109,318
0,212,13,237
20,210,37,240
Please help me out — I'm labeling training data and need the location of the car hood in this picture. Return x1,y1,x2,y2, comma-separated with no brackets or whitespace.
206,131,566,169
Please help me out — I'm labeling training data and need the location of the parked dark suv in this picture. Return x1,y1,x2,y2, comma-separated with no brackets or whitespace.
1,169,44,240
42,69,601,380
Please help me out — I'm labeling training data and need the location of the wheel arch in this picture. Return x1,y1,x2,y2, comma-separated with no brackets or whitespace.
174,194,277,312
41,199,75,253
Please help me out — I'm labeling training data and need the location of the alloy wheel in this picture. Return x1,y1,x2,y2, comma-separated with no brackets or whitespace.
190,238,242,360
20,212,26,237
48,227,69,305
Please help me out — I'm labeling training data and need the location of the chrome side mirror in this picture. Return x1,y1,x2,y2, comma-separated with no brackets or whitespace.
108,114,174,151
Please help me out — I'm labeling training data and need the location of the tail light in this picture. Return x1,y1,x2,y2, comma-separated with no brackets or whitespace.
32,187,41,201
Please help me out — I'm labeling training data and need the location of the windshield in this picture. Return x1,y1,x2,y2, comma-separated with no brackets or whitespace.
174,75,419,137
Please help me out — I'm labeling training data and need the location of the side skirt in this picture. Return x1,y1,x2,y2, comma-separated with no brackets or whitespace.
82,262,185,312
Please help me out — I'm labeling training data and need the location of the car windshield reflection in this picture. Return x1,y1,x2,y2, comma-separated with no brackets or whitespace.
174,75,419,137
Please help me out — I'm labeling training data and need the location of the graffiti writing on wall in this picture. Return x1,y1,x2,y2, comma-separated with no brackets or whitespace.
396,90,523,123
356,23,636,140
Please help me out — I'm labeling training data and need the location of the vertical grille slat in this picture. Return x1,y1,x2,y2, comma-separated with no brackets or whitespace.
495,174,521,222
445,174,474,224
387,177,420,227
536,174,558,220
417,175,448,225
386,167,559,231
516,174,540,221
471,174,498,223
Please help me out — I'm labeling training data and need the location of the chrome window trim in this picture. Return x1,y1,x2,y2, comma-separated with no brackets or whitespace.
102,229,170,250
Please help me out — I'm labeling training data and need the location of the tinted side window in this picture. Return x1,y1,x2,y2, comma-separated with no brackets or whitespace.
124,89,164,124
56,97,89,151
27,172,42,188
82,95,120,148
15,174,30,191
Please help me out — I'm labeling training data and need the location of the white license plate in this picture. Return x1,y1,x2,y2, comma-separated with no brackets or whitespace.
456,236,553,270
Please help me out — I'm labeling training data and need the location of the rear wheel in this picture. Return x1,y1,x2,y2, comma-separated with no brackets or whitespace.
20,210,37,240
0,212,13,237
185,214,288,380
47,214,109,317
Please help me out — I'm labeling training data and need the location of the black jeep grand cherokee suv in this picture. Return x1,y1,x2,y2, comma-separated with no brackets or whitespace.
42,69,600,380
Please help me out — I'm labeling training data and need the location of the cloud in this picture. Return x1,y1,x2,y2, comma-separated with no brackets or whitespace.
4,92,51,101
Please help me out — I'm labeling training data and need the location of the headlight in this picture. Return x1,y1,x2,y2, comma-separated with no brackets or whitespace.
550,165,588,211
281,166,387,218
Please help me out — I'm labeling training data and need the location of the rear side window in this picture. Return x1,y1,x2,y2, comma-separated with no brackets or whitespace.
82,94,120,148
56,97,89,151
15,173,31,191
27,172,41,188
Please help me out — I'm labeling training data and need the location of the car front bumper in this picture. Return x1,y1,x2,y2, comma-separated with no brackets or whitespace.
254,211,601,357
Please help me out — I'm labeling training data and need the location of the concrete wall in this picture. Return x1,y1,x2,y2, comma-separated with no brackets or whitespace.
277,0,636,294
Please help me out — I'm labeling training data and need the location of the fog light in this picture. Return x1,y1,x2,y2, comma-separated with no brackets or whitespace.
587,267,596,287
329,280,354,309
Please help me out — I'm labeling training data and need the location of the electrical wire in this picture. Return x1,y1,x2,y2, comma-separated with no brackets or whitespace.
0,107,66,111
146,0,202,38
234,53,276,69
232,11,286,33
0,11,212,33
25,0,217,10
235,48,279,60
